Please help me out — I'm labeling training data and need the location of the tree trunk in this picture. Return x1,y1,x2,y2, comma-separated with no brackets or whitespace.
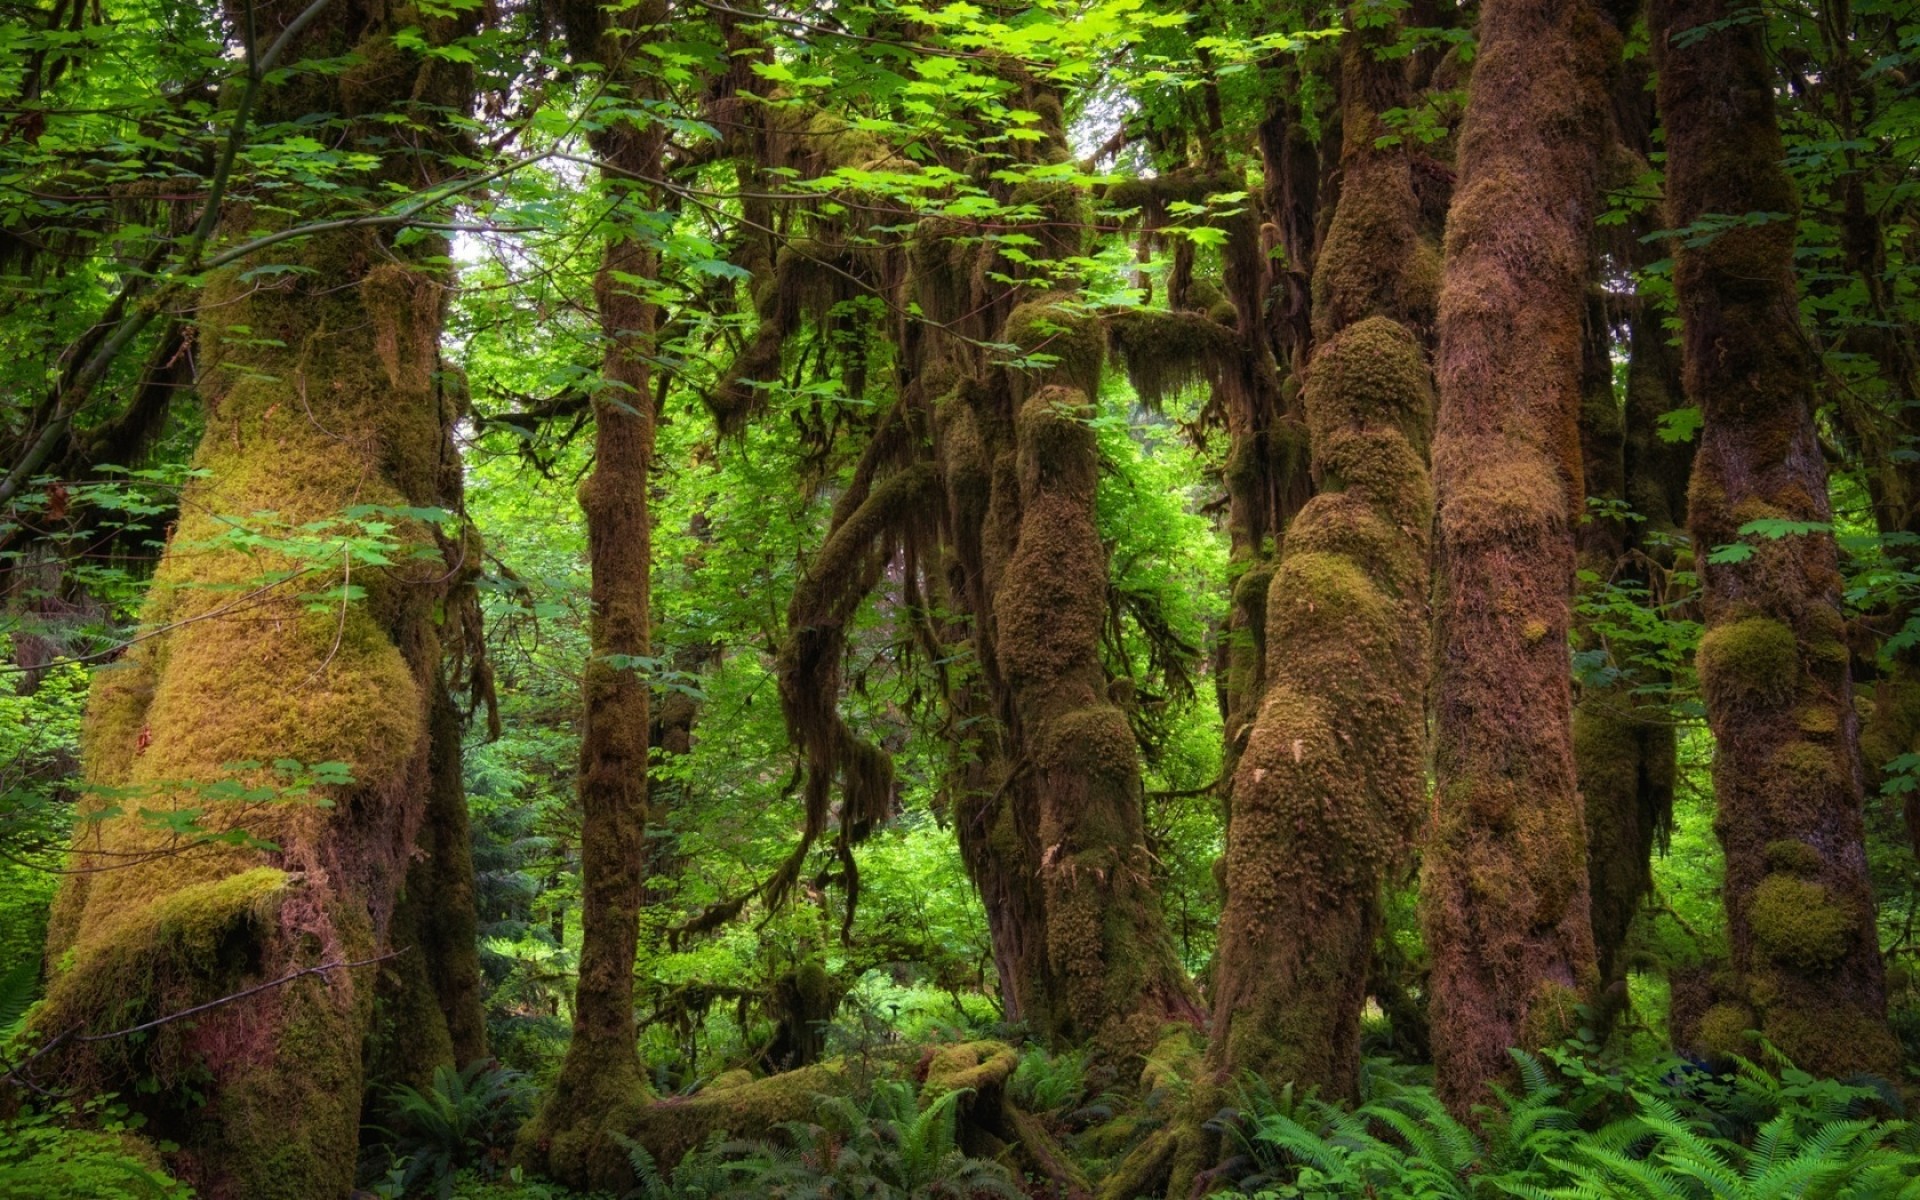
1655,0,1899,1074
36,0,475,1189
517,1,668,1179
1421,0,1618,1113
917,83,1200,1059
1207,20,1436,1101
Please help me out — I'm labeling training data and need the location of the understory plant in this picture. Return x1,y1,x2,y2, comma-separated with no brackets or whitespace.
621,1078,1023,1199
1237,1048,1920,1199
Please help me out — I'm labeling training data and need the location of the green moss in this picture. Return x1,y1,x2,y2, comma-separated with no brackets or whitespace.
1005,298,1104,402
1303,317,1432,456
41,867,290,1040
1696,1002,1758,1059
600,1061,857,1183
1762,1004,1902,1079
1762,839,1823,876
921,1041,1018,1102
1749,874,1856,970
1520,980,1583,1049
1138,1025,1202,1095
705,1069,755,1093
1697,616,1799,710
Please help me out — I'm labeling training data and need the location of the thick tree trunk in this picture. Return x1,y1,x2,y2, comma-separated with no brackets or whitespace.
36,1,474,1189
370,684,490,1089
918,87,1199,1059
1207,22,1436,1101
1421,0,1618,1113
1655,0,1898,1074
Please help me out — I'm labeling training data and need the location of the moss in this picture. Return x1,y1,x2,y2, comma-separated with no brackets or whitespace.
1762,1004,1902,1080
1004,298,1104,403
1520,980,1583,1048
705,1068,755,1093
598,1061,857,1182
920,1040,1018,1102
1696,616,1799,710
1749,874,1856,970
42,867,290,1039
1794,704,1840,735
1138,1025,1202,1095
1696,1002,1758,1059
1762,839,1823,876
1302,317,1432,456
1104,309,1237,409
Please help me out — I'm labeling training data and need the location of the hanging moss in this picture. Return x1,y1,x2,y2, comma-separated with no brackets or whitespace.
1104,309,1238,410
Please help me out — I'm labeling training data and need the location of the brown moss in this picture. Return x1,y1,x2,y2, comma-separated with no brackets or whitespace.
1424,0,1619,1114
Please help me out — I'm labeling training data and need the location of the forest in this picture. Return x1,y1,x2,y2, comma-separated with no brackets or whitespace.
3,0,1920,1193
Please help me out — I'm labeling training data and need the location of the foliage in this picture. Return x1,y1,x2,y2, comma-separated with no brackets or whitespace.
0,1093,192,1200
1009,1045,1090,1115
617,1080,1023,1200
374,1061,536,1199
1236,1050,1920,1200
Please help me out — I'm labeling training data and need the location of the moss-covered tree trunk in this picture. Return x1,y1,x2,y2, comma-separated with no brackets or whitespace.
1207,20,1436,1101
918,84,1199,1059
1420,0,1618,1113
1654,0,1899,1074
517,0,668,1180
37,0,475,1190
1573,283,1685,991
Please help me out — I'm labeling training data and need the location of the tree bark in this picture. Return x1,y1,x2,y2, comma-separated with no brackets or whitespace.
1655,0,1898,1074
36,0,475,1189
1421,0,1619,1113
1207,19,1436,1102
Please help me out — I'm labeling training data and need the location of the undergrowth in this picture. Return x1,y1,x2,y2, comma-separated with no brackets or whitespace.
1234,1046,1920,1199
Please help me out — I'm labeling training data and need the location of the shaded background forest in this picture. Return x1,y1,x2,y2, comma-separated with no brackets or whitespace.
4,0,1920,1194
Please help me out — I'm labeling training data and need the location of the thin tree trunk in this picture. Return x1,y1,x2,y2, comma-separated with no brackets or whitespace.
1421,0,1619,1113
517,0,667,1179
1655,0,1898,1074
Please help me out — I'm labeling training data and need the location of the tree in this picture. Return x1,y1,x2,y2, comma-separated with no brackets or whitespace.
1655,0,1899,1075
517,0,676,1182
30,0,480,1189
1421,0,1622,1113
1207,14,1436,1102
